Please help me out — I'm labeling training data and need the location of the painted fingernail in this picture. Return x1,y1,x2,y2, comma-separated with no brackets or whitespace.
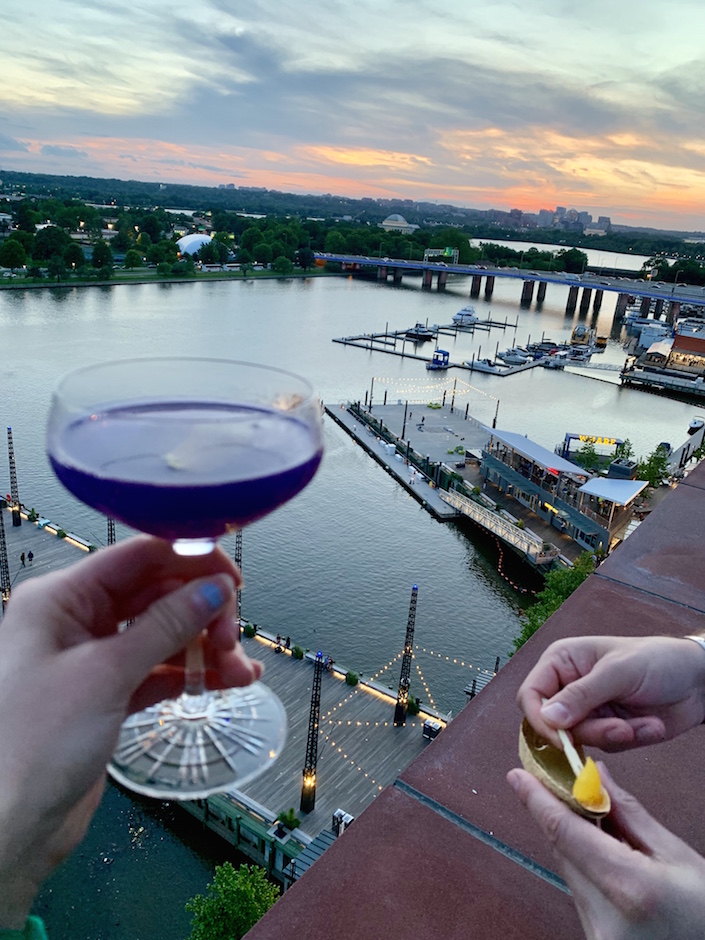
196,578,229,612
540,701,570,724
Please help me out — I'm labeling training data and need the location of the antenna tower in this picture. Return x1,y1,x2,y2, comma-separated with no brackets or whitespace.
394,584,418,726
300,652,324,813
0,506,10,612
7,428,21,526
107,517,116,545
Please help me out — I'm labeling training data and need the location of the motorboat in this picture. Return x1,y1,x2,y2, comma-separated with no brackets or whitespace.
571,325,595,347
406,322,436,341
426,349,451,371
688,417,705,435
452,305,478,326
468,357,502,373
497,348,530,365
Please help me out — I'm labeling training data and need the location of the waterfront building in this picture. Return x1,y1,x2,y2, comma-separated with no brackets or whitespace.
481,428,646,552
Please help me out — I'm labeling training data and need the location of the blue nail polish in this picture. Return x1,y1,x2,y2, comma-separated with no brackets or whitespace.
200,582,225,611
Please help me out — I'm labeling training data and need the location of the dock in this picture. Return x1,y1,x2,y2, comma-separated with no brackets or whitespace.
333,320,554,376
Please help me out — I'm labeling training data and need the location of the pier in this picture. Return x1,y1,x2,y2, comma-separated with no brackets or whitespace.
332,321,560,376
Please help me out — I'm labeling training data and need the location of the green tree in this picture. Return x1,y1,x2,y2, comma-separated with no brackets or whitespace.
574,441,599,470
253,242,273,265
136,231,152,250
33,225,71,261
513,552,596,652
324,229,347,254
240,226,263,253
47,254,67,282
273,255,294,274
156,261,172,276
8,230,34,254
237,247,253,265
298,246,315,269
124,248,143,269
63,242,86,270
557,247,588,273
637,446,670,488
615,438,634,459
0,239,26,271
186,863,279,940
92,239,114,271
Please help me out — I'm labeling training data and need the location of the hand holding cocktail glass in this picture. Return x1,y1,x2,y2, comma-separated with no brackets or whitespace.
47,358,323,799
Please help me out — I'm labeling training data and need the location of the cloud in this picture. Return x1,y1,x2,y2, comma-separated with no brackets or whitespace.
0,132,29,152
40,144,87,158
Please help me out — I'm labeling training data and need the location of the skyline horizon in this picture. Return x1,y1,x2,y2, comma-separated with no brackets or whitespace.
3,166,700,236
3,2,705,231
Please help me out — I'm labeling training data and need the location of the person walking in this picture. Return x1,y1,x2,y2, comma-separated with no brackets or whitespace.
27,551,33,566
20,552,25,567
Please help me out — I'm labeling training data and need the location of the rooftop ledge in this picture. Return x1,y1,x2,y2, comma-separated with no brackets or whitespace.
246,459,705,940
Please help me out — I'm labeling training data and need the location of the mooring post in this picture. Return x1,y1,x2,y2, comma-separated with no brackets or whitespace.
451,378,457,413
401,400,409,439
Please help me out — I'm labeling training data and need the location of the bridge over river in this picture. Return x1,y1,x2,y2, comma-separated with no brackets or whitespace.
314,252,705,318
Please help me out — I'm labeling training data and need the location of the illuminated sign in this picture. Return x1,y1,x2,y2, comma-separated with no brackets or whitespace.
578,434,617,446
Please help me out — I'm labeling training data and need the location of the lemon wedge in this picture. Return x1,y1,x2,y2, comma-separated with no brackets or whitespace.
572,757,608,811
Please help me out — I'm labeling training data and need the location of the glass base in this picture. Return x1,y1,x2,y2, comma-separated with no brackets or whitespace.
107,682,287,800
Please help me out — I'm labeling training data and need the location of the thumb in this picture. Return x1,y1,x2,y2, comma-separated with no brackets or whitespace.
114,574,236,688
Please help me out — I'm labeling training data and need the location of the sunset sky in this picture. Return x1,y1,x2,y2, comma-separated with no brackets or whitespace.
2,0,705,229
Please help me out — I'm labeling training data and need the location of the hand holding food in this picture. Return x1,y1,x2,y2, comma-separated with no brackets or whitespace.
516,635,705,751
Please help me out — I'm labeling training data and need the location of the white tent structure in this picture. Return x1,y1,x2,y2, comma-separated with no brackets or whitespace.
176,234,212,255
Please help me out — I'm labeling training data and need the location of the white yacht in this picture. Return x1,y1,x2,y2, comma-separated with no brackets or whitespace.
452,305,478,325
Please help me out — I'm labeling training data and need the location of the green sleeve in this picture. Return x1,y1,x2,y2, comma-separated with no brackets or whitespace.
0,916,48,939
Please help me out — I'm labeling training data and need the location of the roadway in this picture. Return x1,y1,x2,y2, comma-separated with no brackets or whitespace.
314,252,705,306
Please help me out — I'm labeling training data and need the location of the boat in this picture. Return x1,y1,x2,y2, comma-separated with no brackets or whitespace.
688,417,705,435
406,322,436,341
594,335,608,350
571,325,595,347
426,349,451,371
468,358,503,374
452,306,478,326
497,348,530,365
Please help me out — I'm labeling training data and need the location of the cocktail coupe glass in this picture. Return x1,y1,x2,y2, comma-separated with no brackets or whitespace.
47,357,323,799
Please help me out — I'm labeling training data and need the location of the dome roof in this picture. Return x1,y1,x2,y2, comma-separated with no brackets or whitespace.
384,213,407,224
176,234,212,255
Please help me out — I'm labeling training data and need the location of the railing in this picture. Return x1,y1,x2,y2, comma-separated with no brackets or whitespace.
440,490,558,565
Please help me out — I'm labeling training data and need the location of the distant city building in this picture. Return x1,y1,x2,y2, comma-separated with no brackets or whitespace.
378,213,419,234
597,216,612,231
537,209,554,228
555,206,567,219
578,212,593,225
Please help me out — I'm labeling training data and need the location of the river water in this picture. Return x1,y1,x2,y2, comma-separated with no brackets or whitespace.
0,273,697,937
469,237,659,273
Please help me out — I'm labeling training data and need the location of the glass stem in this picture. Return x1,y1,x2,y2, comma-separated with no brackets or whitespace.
184,634,206,696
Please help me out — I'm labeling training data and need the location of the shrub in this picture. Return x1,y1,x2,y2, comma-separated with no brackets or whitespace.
454,445,465,454
515,519,525,529
292,645,304,660
408,695,420,716
28,508,37,522
345,671,359,686
57,529,67,538
427,402,442,409
243,623,256,638
277,807,301,831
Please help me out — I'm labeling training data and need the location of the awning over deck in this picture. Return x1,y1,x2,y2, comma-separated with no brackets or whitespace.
484,427,587,477
578,477,648,506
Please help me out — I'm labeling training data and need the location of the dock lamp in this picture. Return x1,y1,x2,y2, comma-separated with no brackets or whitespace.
300,769,317,814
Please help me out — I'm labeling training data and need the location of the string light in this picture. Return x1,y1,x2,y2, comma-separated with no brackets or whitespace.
414,661,438,711
320,730,385,792
414,645,497,677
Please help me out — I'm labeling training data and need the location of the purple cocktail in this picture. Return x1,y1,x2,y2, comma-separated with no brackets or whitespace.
47,358,323,800
50,402,322,540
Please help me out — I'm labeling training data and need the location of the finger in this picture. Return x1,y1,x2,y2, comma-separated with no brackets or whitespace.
507,769,637,888
128,647,264,712
26,537,242,642
538,661,639,734
110,574,237,690
570,714,666,751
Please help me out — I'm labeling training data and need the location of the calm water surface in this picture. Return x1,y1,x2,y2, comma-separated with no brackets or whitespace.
0,275,696,938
